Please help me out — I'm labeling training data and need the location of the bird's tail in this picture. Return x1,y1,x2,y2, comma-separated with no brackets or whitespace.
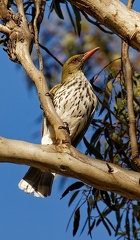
18,167,55,197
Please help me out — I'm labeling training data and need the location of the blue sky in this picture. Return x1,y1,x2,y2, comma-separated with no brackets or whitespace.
0,39,111,240
0,1,140,240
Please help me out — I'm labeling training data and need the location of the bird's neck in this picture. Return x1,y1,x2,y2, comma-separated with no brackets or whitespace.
61,70,85,83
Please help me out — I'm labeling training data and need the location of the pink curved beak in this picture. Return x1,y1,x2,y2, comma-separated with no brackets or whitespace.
82,47,99,61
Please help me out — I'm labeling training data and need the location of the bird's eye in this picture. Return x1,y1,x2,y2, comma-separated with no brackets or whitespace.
71,58,78,63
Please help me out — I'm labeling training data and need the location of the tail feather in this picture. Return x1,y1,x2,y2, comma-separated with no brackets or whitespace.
18,167,55,197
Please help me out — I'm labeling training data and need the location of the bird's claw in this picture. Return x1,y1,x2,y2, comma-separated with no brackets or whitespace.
45,92,54,100
58,122,70,134
40,104,43,110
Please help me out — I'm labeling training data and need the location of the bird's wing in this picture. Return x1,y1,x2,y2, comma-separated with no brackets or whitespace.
41,83,63,144
71,102,97,147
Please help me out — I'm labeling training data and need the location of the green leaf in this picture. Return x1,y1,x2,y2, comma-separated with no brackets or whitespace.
66,2,76,33
96,202,112,236
96,207,112,226
100,191,116,210
68,190,80,207
90,127,104,145
80,217,88,236
105,217,116,232
115,212,123,236
61,181,84,199
87,201,91,227
125,210,130,239
88,219,96,236
132,214,138,240
72,5,81,36
66,195,83,232
49,0,64,19
92,84,103,94
100,191,111,208
88,195,95,209
99,82,113,116
132,204,140,211
83,137,103,159
111,132,123,146
73,207,80,236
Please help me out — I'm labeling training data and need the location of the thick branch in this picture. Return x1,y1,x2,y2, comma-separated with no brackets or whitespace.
69,0,140,52
16,42,70,145
0,136,140,201
0,2,70,145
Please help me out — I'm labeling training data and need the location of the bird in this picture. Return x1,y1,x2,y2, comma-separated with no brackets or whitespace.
18,47,99,197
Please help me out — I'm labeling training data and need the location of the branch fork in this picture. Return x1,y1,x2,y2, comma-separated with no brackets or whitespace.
0,0,71,145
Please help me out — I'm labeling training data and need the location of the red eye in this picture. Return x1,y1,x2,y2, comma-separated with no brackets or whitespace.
71,58,78,63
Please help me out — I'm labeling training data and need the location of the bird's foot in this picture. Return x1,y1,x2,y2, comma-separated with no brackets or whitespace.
40,92,54,110
45,92,54,100
58,122,70,134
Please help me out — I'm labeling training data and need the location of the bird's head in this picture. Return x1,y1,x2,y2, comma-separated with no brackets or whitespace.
61,47,99,83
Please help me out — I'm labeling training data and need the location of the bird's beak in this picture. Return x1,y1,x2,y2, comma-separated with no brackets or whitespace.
82,47,99,61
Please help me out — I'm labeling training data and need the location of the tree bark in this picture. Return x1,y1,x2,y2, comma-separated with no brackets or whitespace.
69,0,140,52
0,1,71,145
0,136,140,201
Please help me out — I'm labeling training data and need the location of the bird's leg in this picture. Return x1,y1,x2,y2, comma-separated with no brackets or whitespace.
55,122,70,144
45,92,54,100
40,92,54,109
58,122,70,134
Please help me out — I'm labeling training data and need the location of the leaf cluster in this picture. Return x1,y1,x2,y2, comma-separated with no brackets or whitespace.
61,181,140,239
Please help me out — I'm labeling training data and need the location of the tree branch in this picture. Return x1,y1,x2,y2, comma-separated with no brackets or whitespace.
39,43,63,66
33,0,46,72
81,10,113,34
121,0,140,169
0,136,140,201
15,35,70,145
68,0,140,52
0,24,10,34
0,1,71,145
16,0,25,17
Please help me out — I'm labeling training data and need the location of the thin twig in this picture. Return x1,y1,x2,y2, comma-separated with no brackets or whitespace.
90,57,121,82
122,0,140,170
33,0,45,73
81,10,113,35
91,62,129,127
16,0,25,17
96,95,128,127
39,43,63,67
